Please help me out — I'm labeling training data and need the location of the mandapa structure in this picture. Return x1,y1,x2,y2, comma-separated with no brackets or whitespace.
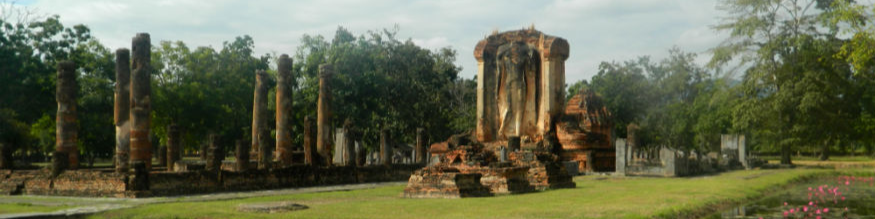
557,87,615,172
405,28,589,199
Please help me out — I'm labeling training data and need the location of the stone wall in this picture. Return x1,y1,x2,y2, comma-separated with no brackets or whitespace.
4,164,423,198
17,170,127,197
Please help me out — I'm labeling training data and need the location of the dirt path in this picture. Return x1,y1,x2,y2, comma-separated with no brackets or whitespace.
0,181,406,219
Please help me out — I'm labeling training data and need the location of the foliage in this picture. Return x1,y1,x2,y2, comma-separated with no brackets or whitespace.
0,6,113,163
587,48,732,152
290,26,466,151
150,36,270,152
708,0,870,163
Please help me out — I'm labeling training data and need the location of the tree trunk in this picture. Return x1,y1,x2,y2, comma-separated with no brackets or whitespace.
781,144,792,165
820,140,830,161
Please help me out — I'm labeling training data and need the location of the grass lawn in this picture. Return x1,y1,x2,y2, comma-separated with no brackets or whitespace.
84,168,831,219
0,202,76,214
762,156,875,169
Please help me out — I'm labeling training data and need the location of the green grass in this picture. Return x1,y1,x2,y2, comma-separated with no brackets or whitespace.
0,202,73,214
84,168,830,219
761,155,875,162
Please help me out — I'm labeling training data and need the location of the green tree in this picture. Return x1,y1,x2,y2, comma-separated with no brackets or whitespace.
708,0,858,164
291,26,464,151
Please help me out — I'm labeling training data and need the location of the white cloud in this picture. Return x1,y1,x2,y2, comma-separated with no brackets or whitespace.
18,0,725,84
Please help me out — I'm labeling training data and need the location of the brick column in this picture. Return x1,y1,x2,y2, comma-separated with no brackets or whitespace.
316,64,333,166
206,134,223,171
415,128,425,164
56,61,78,169
276,54,294,166
114,48,131,173
380,128,391,165
342,119,355,166
252,70,272,169
303,116,315,165
166,124,180,171
130,33,153,169
236,139,249,172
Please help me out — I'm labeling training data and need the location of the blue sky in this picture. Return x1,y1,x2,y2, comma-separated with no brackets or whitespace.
9,0,729,83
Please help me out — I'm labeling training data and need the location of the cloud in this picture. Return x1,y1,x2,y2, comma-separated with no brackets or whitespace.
18,0,725,84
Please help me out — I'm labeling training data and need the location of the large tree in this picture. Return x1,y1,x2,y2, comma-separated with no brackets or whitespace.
709,0,860,164
292,26,466,151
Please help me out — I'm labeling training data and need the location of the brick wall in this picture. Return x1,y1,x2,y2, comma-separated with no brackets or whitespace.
6,164,423,198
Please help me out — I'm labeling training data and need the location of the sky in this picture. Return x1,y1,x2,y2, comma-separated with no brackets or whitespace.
9,0,728,83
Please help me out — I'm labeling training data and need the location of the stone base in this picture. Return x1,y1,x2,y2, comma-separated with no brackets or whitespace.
403,167,492,198
510,151,576,190
460,165,533,195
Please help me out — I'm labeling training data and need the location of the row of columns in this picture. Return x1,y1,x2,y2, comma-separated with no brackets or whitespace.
252,56,430,167
108,33,156,173
55,32,429,172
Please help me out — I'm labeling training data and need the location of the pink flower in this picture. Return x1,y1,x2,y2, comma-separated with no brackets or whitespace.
809,187,813,191
823,208,829,213
784,202,787,206
846,180,850,185
842,196,845,200
804,206,809,212
790,209,796,213
809,201,814,206
816,209,821,214
783,211,789,217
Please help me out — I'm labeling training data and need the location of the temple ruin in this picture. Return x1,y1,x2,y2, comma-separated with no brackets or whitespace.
404,29,579,198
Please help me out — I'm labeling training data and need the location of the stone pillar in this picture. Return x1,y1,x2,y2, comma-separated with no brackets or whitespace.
316,64,333,166
342,119,355,166
130,33,153,169
236,139,250,172
56,61,78,169
585,151,594,172
275,55,294,166
627,123,638,160
355,141,366,166
415,128,425,164
507,136,520,152
380,128,391,165
0,144,11,169
51,151,68,176
166,124,180,171
615,138,626,175
303,116,315,165
114,48,131,173
130,161,149,191
252,70,272,169
200,143,208,160
206,134,223,171
659,147,677,177
157,145,167,167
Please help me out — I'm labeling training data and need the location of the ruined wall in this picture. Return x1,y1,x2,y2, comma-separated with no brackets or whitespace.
7,164,423,198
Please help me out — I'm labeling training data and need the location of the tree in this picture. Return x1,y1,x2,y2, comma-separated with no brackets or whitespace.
709,0,857,164
151,36,269,153
292,26,464,151
590,57,653,138
1,4,114,164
